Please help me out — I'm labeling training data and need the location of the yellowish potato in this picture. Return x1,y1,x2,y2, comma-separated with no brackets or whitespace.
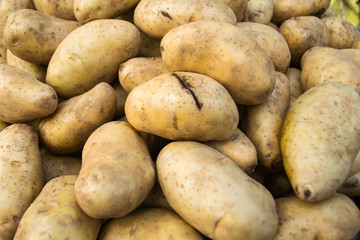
13,175,102,240
139,31,162,57
74,121,155,219
221,0,247,21
161,20,276,105
245,0,274,24
0,124,43,240
0,120,9,132
353,39,360,49
140,180,172,210
46,19,141,99
33,0,75,20
341,48,360,63
285,67,302,99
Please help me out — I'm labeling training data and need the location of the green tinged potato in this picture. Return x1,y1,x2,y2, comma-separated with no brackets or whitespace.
33,0,75,20
281,82,360,202
14,175,102,240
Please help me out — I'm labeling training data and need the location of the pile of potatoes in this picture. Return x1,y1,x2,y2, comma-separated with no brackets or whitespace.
1,0,360,239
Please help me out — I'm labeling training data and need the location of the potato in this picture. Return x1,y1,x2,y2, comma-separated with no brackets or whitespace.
321,6,337,18
279,16,330,67
0,120,9,132
33,0,75,20
353,39,360,49
38,82,116,155
221,0,247,21
125,72,239,141
140,180,172,210
161,20,276,105
3,9,80,65
263,170,293,198
139,31,162,57
245,0,274,24
46,19,141,99
273,194,360,239
241,72,290,172
74,121,156,219
341,48,360,63
285,67,302,99
236,22,291,72
74,0,140,24
0,64,58,123
134,0,237,39
119,57,168,93
157,141,278,240
349,151,360,178
204,128,258,174
321,16,360,49
281,81,360,202
13,175,102,240
338,171,360,197
0,124,43,240
112,80,128,119
300,47,360,94
98,208,204,240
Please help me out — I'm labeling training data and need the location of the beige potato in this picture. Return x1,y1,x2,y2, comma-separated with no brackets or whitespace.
161,20,276,105
281,81,360,202
285,67,302,99
0,124,43,240
0,64,58,123
125,72,239,141
98,208,204,240
273,194,360,239
14,175,102,240
341,48,360,63
157,141,278,240
112,81,128,119
119,57,168,93
3,9,80,65
300,47,360,94
221,0,247,21
38,82,116,155
139,31,162,57
74,121,155,219
46,19,141,99
236,22,291,72
245,0,273,24
33,0,75,20
134,0,237,39
349,150,360,178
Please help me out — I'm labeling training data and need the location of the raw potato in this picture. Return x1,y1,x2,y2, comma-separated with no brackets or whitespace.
134,0,237,39
125,72,239,141
74,121,155,219
341,48,360,63
161,20,276,105
263,170,293,198
321,6,337,17
3,9,80,65
349,151,360,178
273,194,360,240
112,81,128,119
139,31,162,57
141,180,171,209
236,22,291,72
13,175,102,240
98,208,204,240
0,124,43,240
245,0,273,24
157,141,278,240
353,39,360,49
0,64,58,123
338,171,360,197
221,0,247,21
285,67,302,99
33,0,75,20
38,82,116,155
281,81,360,202
0,120,9,132
46,19,141,99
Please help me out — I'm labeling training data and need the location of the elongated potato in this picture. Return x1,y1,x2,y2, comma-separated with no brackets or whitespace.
161,20,276,105
281,81,360,202
0,64,58,123
0,124,43,240
74,121,155,219
46,19,141,99
33,0,75,20
14,175,102,240
157,141,278,240
245,0,273,24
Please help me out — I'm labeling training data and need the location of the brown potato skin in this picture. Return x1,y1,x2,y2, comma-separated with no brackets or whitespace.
33,0,75,20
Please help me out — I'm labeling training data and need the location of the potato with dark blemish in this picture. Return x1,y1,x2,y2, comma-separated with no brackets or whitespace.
33,0,76,20
38,82,116,155
74,121,156,219
3,9,79,65
13,175,102,240
157,141,278,240
281,81,360,202
0,124,44,240
125,72,239,141
245,0,273,24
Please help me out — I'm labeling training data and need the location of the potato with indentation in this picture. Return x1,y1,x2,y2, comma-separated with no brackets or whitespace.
33,0,75,20
245,0,273,24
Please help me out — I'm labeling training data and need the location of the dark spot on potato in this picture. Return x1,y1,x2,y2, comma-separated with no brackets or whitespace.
342,178,358,189
160,11,172,20
172,73,203,110
303,188,311,199
12,215,21,224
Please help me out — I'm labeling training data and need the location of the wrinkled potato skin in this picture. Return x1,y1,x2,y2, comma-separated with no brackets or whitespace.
46,19,141,99
237,22,290,72
221,0,247,21
0,64,58,123
273,194,360,239
285,67,302,99
0,124,43,240
3,9,80,65
14,175,102,240
134,0,237,39
157,141,278,240
75,121,155,219
33,0,75,20
161,20,276,105
98,208,204,240
38,82,116,155
245,0,273,24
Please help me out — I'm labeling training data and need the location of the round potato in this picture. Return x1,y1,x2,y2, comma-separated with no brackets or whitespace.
33,0,75,20
245,0,274,24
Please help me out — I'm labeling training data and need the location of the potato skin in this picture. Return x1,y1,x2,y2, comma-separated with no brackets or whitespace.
221,0,247,21
245,0,274,24
0,64,58,123
74,121,156,219
13,175,102,240
33,0,75,20
161,20,276,105
285,67,302,99
0,124,43,240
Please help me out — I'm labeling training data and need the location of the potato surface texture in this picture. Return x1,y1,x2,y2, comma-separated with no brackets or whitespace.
125,72,239,141
245,0,274,24
281,81,360,202
161,20,276,105
33,0,76,20
157,141,278,240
